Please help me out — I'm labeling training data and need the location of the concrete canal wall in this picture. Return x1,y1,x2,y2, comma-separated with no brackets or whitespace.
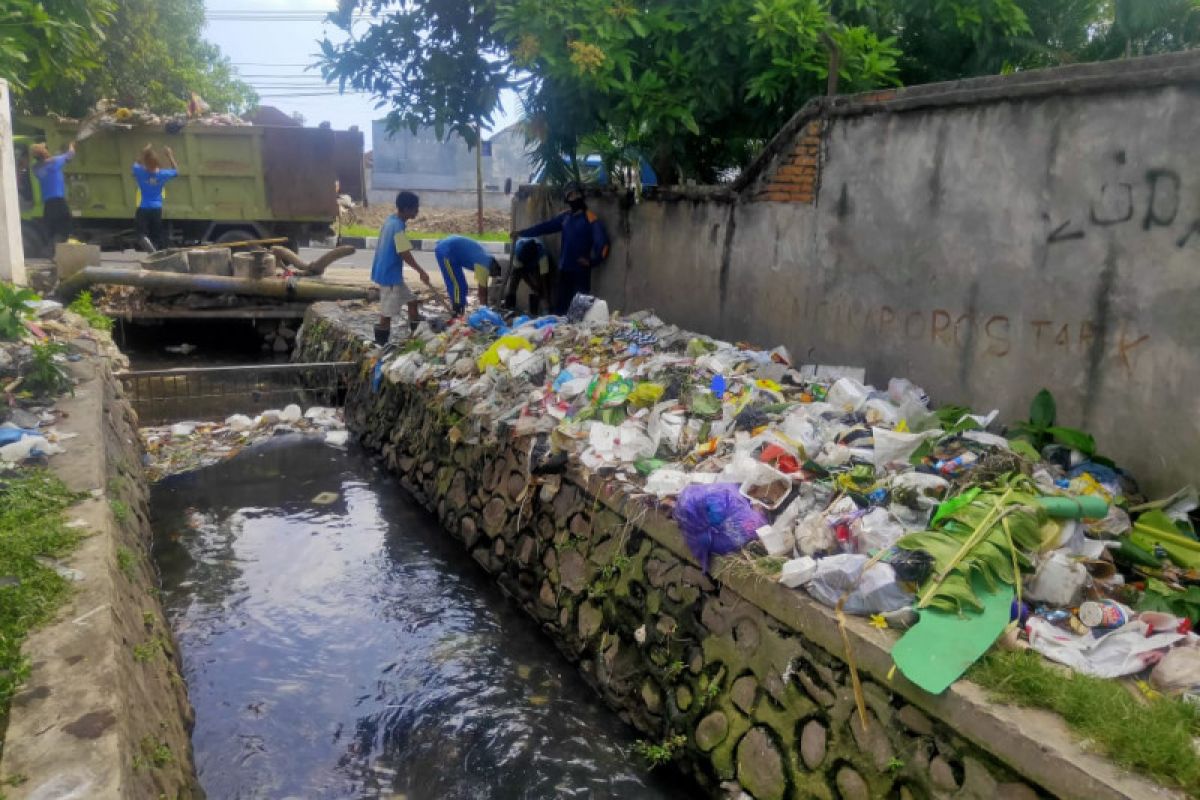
0,343,199,798
513,51,1200,497
298,303,1177,800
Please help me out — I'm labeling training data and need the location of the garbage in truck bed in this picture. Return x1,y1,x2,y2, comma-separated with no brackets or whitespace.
368,294,1200,702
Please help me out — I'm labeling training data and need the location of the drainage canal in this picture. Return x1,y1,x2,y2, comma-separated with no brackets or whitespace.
151,435,689,799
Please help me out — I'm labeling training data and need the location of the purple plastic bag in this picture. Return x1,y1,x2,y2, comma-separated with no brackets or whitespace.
674,483,765,573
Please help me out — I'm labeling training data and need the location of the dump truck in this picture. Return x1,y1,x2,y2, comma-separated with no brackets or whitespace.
14,115,365,257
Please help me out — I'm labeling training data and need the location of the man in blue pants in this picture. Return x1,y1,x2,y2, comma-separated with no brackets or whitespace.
512,183,610,314
433,235,498,316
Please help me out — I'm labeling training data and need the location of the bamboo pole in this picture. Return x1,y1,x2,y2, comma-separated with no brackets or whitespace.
56,266,372,302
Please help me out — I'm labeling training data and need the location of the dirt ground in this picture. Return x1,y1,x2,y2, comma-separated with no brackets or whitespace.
342,205,511,233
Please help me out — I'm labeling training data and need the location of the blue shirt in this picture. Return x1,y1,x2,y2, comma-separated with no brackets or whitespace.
518,209,610,274
370,215,413,286
433,235,490,272
33,152,74,201
513,237,550,273
132,163,178,210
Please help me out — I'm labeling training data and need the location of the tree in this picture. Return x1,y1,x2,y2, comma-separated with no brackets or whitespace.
0,0,114,92
16,0,256,117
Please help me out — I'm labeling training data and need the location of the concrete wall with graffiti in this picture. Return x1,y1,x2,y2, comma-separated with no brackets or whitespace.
514,52,1200,495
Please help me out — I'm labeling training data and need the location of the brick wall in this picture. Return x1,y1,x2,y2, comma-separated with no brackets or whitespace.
756,120,823,204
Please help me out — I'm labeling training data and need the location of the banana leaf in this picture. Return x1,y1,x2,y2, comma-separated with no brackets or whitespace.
897,482,1048,614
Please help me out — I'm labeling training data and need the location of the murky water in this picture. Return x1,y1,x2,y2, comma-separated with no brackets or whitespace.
152,437,687,800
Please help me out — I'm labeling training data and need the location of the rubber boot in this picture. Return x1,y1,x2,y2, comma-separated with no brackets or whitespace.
373,325,389,346
528,293,541,316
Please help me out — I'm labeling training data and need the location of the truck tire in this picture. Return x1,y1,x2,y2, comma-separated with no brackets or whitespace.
214,228,258,250
21,221,49,259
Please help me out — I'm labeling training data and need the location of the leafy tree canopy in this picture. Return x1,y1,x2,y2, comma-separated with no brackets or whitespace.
323,0,1200,183
11,0,256,118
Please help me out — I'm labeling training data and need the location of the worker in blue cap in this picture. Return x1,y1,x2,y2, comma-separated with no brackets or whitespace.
512,183,609,314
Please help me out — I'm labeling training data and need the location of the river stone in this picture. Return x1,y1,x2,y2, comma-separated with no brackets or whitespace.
538,580,556,608
676,685,693,711
641,680,663,714
493,538,505,558
460,516,479,548
733,618,761,654
516,536,536,566
655,615,677,638
929,756,959,792
731,676,758,715
695,711,729,752
505,472,527,501
799,720,826,770
836,767,870,800
960,756,998,799
447,472,468,509
559,550,588,593
577,601,603,641
735,727,786,800
897,705,934,736
995,782,1039,800
482,497,507,537
569,512,591,537
850,712,894,772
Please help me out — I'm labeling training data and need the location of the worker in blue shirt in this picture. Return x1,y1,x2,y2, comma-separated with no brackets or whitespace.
371,191,433,345
513,183,610,314
30,141,76,245
433,235,496,317
131,145,179,250
504,237,552,315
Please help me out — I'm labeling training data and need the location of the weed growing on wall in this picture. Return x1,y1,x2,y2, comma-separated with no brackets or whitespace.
67,291,114,334
0,471,84,750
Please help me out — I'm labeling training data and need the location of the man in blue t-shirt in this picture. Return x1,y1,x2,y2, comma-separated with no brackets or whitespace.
30,141,76,245
513,183,610,314
132,145,179,250
433,235,497,317
371,191,433,346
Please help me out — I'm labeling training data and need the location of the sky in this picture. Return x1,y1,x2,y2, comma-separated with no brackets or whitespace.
202,0,522,151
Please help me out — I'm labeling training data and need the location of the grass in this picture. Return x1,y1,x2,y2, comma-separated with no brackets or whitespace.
131,735,173,772
0,471,84,747
339,224,509,242
66,291,114,333
969,650,1200,795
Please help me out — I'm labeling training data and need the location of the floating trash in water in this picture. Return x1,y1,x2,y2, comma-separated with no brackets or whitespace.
311,492,339,505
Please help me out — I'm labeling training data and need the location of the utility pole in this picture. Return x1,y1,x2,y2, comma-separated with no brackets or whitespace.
0,79,27,285
475,120,485,235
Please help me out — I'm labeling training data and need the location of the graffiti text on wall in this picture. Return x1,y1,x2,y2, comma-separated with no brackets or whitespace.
1047,167,1199,247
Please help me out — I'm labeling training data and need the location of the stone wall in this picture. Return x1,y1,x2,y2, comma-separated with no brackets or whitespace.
0,346,199,798
298,303,1178,800
513,51,1200,497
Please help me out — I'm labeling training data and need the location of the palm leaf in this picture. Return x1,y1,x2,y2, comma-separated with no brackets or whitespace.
897,480,1047,614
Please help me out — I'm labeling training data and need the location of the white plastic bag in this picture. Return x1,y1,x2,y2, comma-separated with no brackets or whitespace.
872,427,941,472
852,507,906,553
1025,551,1089,607
826,378,871,413
805,554,913,615
1027,617,1184,678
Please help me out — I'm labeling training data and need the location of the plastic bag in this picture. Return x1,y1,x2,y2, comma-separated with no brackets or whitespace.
1149,643,1200,695
647,402,684,454
674,483,766,573
467,307,506,330
826,378,871,413
587,375,634,407
476,335,533,371
1025,551,1089,607
852,507,905,553
582,298,610,325
628,382,665,409
1027,617,1184,678
805,554,913,615
566,293,596,323
872,427,941,472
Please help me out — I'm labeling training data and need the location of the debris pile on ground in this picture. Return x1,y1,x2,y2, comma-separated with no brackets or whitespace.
339,204,511,235
1,291,123,469
141,405,348,481
369,295,1200,700
54,98,248,141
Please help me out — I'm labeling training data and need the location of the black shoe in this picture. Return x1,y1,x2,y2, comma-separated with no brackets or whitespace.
373,326,389,346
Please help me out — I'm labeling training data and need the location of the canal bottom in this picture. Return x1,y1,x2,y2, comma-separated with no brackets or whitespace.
151,435,691,799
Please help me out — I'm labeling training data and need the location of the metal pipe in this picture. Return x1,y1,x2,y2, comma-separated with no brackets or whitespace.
56,266,373,302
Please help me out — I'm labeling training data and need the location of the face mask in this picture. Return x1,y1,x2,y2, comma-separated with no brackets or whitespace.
567,197,586,211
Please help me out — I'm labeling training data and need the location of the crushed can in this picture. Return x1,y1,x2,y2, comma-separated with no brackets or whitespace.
1078,600,1130,630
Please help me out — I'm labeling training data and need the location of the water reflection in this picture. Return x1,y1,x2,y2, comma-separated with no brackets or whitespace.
152,437,688,799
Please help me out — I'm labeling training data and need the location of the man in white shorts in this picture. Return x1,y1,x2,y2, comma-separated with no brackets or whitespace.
371,191,433,346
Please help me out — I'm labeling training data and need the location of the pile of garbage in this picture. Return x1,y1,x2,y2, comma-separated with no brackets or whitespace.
141,405,348,481
57,97,248,141
372,296,1200,698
